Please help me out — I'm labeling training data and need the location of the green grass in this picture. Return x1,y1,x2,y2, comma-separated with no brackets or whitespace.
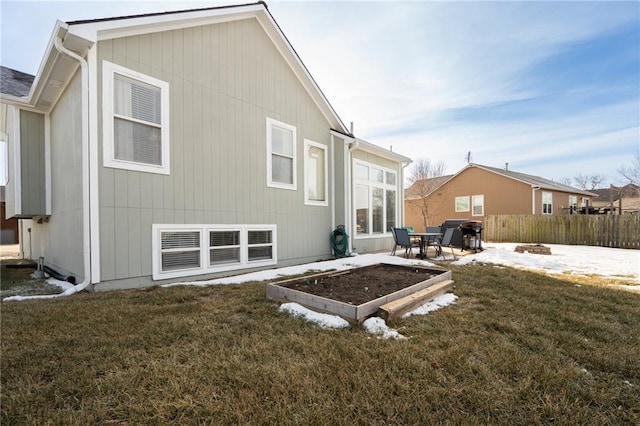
2,263,639,424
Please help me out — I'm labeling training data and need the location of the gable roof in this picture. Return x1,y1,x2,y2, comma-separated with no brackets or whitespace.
410,163,596,199
405,175,452,199
0,66,34,98
0,2,350,134
591,183,639,201
469,163,596,196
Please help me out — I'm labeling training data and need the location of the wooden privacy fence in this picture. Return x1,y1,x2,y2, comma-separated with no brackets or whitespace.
483,215,640,249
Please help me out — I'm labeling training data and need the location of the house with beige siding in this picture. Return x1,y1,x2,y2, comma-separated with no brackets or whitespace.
405,163,595,231
0,2,410,291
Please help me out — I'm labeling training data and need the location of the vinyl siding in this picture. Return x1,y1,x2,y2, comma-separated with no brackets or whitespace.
18,110,46,215
28,73,84,279
97,18,335,285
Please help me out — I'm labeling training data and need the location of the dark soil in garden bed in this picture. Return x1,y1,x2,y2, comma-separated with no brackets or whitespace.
279,264,444,305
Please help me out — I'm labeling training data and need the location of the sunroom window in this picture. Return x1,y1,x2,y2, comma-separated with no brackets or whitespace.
354,161,398,236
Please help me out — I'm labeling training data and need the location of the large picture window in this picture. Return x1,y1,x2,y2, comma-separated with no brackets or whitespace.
267,118,296,190
103,61,170,174
153,224,277,280
304,140,328,206
354,161,398,237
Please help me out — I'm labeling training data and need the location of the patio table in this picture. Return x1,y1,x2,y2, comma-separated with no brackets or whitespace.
409,232,442,259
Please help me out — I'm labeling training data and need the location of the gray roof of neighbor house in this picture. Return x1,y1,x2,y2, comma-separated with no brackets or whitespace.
471,164,597,196
407,163,597,199
0,66,34,98
591,183,639,201
405,175,453,199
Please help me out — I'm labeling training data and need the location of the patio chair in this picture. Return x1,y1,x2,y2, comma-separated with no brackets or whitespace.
439,227,456,260
390,227,398,256
426,226,443,257
391,227,419,258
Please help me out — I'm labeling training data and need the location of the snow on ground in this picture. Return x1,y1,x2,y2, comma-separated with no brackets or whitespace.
453,243,640,283
279,303,350,329
3,278,78,302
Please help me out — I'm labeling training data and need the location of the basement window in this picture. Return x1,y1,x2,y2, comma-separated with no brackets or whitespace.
153,224,277,280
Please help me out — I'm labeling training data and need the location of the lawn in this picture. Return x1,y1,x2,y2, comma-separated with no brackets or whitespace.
2,262,639,424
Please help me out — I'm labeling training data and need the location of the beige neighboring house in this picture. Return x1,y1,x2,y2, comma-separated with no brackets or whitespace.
405,163,596,230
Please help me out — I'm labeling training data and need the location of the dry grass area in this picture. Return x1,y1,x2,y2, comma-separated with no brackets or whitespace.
2,263,639,424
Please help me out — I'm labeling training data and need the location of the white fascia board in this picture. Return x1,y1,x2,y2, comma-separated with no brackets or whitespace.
27,22,69,106
353,138,412,164
68,5,265,42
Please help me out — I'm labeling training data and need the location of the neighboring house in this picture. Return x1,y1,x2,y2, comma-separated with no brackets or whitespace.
592,184,640,214
405,163,596,230
0,2,410,291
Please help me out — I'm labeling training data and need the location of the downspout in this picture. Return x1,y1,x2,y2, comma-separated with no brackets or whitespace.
532,186,540,214
3,36,92,303
6,36,93,300
346,139,359,253
400,161,411,226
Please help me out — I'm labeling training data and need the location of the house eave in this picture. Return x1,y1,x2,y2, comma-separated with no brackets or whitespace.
64,2,350,134
352,138,412,164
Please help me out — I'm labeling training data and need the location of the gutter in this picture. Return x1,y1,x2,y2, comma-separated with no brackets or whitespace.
4,35,93,301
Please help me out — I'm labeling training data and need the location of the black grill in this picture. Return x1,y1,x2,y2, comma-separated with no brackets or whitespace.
459,221,483,252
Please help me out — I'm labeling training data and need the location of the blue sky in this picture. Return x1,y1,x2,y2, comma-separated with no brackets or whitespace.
1,0,638,187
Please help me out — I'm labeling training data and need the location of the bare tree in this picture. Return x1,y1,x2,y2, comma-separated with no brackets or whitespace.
406,159,447,230
574,173,606,190
558,177,573,186
618,149,640,186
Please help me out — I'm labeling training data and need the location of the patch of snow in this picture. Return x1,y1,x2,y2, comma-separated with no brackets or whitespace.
3,278,79,302
403,293,458,318
453,243,639,283
279,303,349,329
362,317,406,340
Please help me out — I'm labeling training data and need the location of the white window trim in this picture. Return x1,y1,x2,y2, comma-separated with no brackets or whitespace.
152,224,277,280
472,194,484,216
266,117,296,190
455,196,470,212
304,139,328,206
103,61,170,175
353,160,398,238
542,191,553,215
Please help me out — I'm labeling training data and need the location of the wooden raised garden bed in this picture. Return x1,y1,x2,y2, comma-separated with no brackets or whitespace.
266,263,453,322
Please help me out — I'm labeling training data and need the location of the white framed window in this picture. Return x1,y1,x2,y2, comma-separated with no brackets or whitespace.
542,192,553,214
455,196,470,212
266,118,296,190
304,140,328,206
472,195,484,216
354,160,398,237
569,195,578,209
159,229,201,273
153,224,277,280
103,61,170,175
